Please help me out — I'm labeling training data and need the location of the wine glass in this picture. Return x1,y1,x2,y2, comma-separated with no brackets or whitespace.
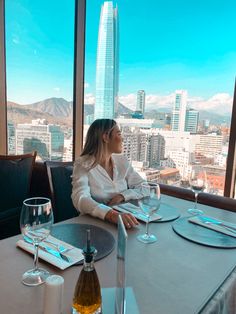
187,164,206,215
20,197,54,286
137,183,161,244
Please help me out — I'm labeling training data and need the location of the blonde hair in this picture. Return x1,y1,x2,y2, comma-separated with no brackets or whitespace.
81,119,117,167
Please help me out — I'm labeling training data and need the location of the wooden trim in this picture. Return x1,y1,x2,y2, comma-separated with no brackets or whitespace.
73,0,86,160
0,0,7,154
224,79,236,198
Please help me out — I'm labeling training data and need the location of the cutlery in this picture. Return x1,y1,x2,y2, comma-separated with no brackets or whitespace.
118,204,162,221
43,239,70,253
198,216,236,233
24,237,71,263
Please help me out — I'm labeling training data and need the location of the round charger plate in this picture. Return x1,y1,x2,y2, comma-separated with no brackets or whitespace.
153,202,180,223
172,217,236,248
51,223,116,265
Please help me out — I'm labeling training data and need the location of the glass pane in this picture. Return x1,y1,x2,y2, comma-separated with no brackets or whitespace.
84,0,236,196
6,0,75,161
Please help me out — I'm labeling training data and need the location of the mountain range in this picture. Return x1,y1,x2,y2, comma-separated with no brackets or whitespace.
7,97,230,126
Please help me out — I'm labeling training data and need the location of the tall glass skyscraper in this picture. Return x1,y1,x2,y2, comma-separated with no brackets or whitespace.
136,90,146,114
171,90,187,132
94,1,119,120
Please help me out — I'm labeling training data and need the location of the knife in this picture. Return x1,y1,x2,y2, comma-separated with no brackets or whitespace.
199,216,236,233
39,244,71,262
24,237,71,262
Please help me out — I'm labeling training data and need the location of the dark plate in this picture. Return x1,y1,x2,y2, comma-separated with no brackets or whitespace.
153,202,180,223
51,223,116,265
172,217,236,248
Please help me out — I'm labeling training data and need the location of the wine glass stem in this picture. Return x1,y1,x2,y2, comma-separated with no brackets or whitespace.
194,193,198,209
145,216,150,237
33,243,39,271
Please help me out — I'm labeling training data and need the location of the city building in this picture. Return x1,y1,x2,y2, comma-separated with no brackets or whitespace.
195,134,223,159
136,90,145,114
15,119,64,161
171,90,187,132
159,168,180,185
146,133,165,167
7,122,15,154
185,108,199,134
94,1,119,119
117,117,154,129
121,127,146,162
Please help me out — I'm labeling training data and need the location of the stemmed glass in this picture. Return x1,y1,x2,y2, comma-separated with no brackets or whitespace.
187,164,206,216
137,183,161,244
20,197,54,286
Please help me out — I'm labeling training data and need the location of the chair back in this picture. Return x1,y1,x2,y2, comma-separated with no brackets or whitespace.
46,161,78,223
0,151,36,239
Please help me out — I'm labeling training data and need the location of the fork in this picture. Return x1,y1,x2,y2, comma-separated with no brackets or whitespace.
43,239,71,253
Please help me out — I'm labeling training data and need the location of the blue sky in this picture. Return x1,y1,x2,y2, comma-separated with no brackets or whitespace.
5,0,236,108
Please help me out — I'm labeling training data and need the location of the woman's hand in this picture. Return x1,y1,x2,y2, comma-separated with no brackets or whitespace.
105,210,139,229
107,194,125,206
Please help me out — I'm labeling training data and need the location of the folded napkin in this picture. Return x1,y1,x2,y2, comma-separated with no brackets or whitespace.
16,235,83,270
113,202,162,223
189,216,236,238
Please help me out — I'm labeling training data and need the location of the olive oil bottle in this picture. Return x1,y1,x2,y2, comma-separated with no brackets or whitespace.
72,230,102,314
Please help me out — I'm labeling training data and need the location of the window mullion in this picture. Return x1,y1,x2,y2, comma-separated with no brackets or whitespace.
73,0,86,160
224,79,236,198
0,0,7,154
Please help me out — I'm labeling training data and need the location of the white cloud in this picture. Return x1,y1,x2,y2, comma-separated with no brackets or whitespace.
84,82,89,89
119,92,233,114
84,93,95,104
119,94,137,110
190,93,233,113
83,91,233,114
53,87,60,92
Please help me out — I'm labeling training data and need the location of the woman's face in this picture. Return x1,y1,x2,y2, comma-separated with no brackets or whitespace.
107,125,123,154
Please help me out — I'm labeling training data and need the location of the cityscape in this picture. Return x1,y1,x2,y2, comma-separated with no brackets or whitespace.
6,0,234,196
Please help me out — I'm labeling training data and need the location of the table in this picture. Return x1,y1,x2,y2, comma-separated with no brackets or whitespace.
1,195,236,314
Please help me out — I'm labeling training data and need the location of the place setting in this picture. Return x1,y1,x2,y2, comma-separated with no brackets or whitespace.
113,183,180,225
172,165,236,248
16,197,116,286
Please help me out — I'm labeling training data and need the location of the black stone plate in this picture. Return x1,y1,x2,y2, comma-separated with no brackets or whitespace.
153,202,180,223
51,223,116,265
172,217,236,248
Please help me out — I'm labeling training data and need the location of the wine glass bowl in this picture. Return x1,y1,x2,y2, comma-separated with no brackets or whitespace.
137,183,161,244
187,164,206,216
20,197,54,286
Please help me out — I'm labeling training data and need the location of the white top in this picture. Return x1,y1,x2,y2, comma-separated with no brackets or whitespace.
71,154,146,220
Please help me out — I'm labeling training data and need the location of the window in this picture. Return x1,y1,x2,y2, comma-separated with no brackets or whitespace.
83,0,236,197
5,0,75,161
0,0,235,198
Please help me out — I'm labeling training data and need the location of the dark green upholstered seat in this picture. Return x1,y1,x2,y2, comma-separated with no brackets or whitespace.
0,152,36,239
46,161,78,223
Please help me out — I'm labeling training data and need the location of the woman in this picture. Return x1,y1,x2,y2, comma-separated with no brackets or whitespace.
71,119,146,228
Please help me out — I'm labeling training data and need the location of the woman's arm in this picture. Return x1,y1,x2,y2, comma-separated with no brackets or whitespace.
71,162,111,220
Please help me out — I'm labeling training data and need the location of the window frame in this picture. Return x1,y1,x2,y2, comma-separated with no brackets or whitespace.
0,0,7,155
0,0,235,198
224,80,236,198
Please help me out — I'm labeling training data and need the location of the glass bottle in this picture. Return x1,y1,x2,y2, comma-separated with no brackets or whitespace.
72,230,102,314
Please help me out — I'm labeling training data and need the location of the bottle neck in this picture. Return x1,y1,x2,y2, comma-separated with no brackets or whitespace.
83,259,95,271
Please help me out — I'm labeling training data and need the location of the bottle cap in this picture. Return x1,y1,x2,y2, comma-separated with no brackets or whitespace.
43,275,64,314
